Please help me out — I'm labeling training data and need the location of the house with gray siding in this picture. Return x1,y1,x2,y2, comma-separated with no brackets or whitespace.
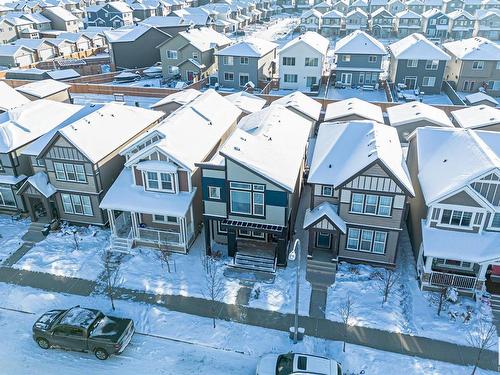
304,121,414,270
388,33,450,93
474,9,500,41
200,105,312,271
0,45,36,67
393,10,422,38
344,8,368,32
333,30,386,86
19,103,163,226
442,37,500,96
447,9,475,39
101,90,241,253
41,6,79,32
442,0,464,13
0,100,83,216
216,38,277,89
421,9,449,39
86,1,133,28
158,27,231,82
321,9,343,37
406,127,500,295
387,0,405,15
370,8,393,38
451,105,500,131
406,0,425,14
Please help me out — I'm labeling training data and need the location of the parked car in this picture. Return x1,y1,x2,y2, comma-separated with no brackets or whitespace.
33,306,135,360
256,352,342,375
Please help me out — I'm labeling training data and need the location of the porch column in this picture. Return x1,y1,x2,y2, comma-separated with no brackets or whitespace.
204,218,211,256
425,255,433,271
276,238,287,267
108,209,116,236
42,197,52,221
227,228,237,258
478,263,488,281
131,212,139,238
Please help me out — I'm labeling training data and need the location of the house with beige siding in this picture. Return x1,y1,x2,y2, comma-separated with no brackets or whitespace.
200,105,312,272
101,90,241,253
0,100,83,217
442,37,500,96
15,79,71,102
451,105,500,131
19,103,163,226
406,127,500,295
304,121,414,270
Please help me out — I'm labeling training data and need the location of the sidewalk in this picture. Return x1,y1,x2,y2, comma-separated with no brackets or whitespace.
0,265,497,371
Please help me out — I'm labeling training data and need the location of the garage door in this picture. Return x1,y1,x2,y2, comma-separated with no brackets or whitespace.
39,48,54,60
16,54,33,67
60,46,72,55
77,42,89,51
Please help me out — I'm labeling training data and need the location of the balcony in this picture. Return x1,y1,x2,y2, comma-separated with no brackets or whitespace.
429,271,478,290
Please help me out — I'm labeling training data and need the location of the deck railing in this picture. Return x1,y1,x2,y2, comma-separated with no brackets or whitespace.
429,271,477,290
137,227,182,246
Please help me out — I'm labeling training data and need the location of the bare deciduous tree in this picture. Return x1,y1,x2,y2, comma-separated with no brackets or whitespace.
203,256,225,328
437,287,447,316
377,269,398,305
466,317,496,375
101,248,121,311
338,294,355,352
156,246,175,274
72,229,80,252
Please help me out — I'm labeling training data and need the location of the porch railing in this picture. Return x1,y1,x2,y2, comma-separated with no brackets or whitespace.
137,227,182,246
429,271,477,290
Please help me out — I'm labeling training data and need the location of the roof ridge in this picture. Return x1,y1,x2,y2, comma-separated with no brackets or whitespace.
467,129,500,168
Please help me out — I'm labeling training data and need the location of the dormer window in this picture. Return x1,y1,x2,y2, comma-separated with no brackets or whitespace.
145,171,174,193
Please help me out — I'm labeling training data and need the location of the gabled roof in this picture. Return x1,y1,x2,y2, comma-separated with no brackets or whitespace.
150,88,202,109
106,1,133,13
323,9,343,18
308,121,414,195
220,105,311,192
371,7,392,17
303,202,346,233
395,9,421,19
105,24,165,43
0,44,34,57
447,9,474,20
270,91,322,122
413,127,500,205
324,98,384,123
19,12,51,24
334,30,386,55
16,79,69,98
51,103,163,163
346,7,368,17
443,37,499,60
43,6,78,21
387,101,453,128
301,8,323,19
422,8,446,18
0,100,82,153
18,172,56,198
279,31,329,56
13,38,55,50
452,105,500,129
388,33,450,60
216,38,277,58
0,81,30,112
464,92,499,106
140,15,186,27
127,89,241,171
175,27,230,52
225,91,267,114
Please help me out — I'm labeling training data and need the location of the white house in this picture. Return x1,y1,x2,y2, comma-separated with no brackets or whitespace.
278,31,330,92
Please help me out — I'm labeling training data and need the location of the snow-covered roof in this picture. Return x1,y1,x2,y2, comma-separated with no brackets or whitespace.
270,91,322,122
0,100,82,153
301,8,323,19
20,172,56,198
177,27,230,52
308,121,414,195
421,221,500,263
324,98,384,123
388,33,450,60
150,88,202,109
387,101,453,128
0,174,26,185
412,127,500,205
140,15,185,27
279,31,329,56
443,37,499,60
220,105,311,192
216,38,277,58
447,9,474,20
346,7,368,18
13,38,53,50
421,8,445,18
100,168,196,216
323,9,343,18
45,68,80,80
128,89,241,171
225,91,267,114
464,92,498,106
43,6,78,21
303,202,346,233
104,24,154,43
0,81,30,112
0,44,33,57
334,30,386,55
16,79,69,99
54,103,163,163
395,9,421,19
451,105,500,129
371,7,392,17
107,1,132,13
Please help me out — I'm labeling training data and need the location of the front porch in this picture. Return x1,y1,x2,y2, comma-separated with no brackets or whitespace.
108,209,195,253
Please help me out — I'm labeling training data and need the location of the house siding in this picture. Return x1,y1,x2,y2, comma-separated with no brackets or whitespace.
390,58,447,94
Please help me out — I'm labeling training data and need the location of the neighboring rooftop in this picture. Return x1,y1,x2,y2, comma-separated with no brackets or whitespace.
150,89,202,109
442,37,500,60
451,105,500,129
324,98,384,123
388,33,450,60
225,91,267,114
0,81,30,112
270,91,322,122
334,30,386,55
387,101,453,128
216,38,277,58
280,31,329,55
15,79,69,99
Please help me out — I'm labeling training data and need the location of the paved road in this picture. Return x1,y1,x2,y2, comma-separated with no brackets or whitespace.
0,265,497,371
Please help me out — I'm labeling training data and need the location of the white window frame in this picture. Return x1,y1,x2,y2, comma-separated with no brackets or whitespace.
53,162,86,183
240,56,249,65
439,208,473,228
0,187,16,207
341,54,351,62
350,192,392,217
282,56,295,66
472,60,484,70
223,56,234,66
425,59,439,70
153,214,178,224
208,186,221,200
145,171,175,193
346,227,387,253
224,71,234,81
61,193,93,216
166,50,178,59
422,76,436,87
229,182,264,216
488,212,500,231
304,57,318,67
321,185,333,197
283,74,298,83
406,59,418,68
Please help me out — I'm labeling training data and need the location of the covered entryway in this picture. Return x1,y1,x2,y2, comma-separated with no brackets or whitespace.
404,76,417,90
17,172,57,223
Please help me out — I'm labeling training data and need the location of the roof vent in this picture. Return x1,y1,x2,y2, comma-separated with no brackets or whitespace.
415,112,421,115
411,104,417,108
490,118,495,121
234,146,240,151
240,136,246,141
328,164,332,168
443,159,447,163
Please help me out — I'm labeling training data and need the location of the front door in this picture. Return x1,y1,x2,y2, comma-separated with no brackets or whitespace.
405,76,417,90
340,73,352,85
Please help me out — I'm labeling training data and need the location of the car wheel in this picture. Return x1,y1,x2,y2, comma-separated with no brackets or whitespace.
94,348,109,360
36,338,50,349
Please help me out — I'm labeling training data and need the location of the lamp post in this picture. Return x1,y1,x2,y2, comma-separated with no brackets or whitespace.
288,238,301,344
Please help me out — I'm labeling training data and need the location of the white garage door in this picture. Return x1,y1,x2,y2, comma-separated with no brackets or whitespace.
39,48,54,60
60,46,72,55
16,54,33,67
77,42,89,51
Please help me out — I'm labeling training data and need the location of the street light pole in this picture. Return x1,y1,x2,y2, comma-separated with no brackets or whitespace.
289,238,301,344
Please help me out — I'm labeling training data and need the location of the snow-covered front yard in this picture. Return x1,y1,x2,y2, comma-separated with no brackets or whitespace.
0,282,496,375
0,215,29,263
14,224,109,280
325,229,497,347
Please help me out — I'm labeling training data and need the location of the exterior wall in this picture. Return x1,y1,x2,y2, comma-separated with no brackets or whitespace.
334,53,384,85
279,42,325,91
390,58,447,94
0,21,19,43
218,55,258,89
445,54,500,95
392,119,444,142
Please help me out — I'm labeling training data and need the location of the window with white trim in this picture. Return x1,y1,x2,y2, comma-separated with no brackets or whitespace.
472,60,484,70
440,209,473,227
490,213,500,230
223,56,234,65
346,228,387,254
166,50,177,59
425,60,439,70
53,162,86,183
350,193,392,217
0,186,16,207
224,72,234,81
61,193,92,216
208,186,221,200
341,55,351,62
282,56,295,66
321,185,333,197
145,171,174,192
283,74,297,83
304,57,318,67
240,56,249,65
422,76,436,87
435,258,473,270
407,59,418,68
229,182,265,216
